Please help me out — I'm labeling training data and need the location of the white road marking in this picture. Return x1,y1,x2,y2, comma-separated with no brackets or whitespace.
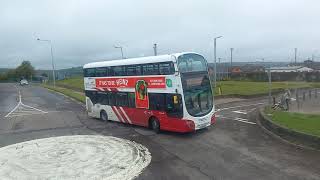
219,102,265,111
4,102,20,118
5,90,47,118
6,113,45,117
248,108,257,113
232,110,247,114
20,103,47,113
0,135,151,180
234,117,256,125
217,115,257,125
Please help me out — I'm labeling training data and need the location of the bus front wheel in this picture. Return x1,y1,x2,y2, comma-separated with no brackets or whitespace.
150,117,160,133
100,110,108,122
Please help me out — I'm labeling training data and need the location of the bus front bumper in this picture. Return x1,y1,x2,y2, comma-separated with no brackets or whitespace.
160,114,216,133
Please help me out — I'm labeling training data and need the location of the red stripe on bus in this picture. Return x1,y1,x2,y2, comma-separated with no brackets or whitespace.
111,106,123,123
116,107,128,123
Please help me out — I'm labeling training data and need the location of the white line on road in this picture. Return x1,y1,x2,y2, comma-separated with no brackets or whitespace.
5,89,47,118
219,102,265,111
7,113,45,117
20,103,47,113
5,101,21,118
232,110,247,114
234,117,256,125
216,115,256,125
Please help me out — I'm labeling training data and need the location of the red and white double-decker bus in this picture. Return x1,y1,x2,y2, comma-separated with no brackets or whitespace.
83,52,215,133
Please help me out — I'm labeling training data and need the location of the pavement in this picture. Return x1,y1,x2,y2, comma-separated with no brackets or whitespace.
289,89,320,114
0,83,320,180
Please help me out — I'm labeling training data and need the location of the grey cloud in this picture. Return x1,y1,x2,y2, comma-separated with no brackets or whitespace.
0,0,319,69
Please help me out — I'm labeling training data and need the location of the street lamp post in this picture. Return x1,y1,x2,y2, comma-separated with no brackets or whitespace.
214,36,222,88
114,45,124,59
37,38,56,88
294,48,297,65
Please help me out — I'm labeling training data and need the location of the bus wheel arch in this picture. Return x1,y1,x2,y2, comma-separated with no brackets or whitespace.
149,116,160,133
100,110,108,121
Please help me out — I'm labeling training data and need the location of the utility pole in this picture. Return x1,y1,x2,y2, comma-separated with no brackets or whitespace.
213,36,223,88
230,48,234,68
230,48,234,80
268,66,272,105
153,43,157,56
37,38,56,88
114,45,124,59
294,48,297,65
218,58,221,80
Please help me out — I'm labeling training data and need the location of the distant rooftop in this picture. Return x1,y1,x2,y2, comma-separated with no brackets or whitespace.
269,66,303,70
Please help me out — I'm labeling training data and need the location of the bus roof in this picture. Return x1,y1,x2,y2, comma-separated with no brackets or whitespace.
83,52,198,69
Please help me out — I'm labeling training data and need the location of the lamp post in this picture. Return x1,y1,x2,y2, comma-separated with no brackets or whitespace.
294,48,297,65
230,48,234,75
114,45,124,59
153,43,157,56
213,36,222,88
37,38,56,87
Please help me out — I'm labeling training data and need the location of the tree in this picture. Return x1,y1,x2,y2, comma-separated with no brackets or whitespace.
41,72,48,77
0,73,7,81
15,61,35,79
6,69,17,80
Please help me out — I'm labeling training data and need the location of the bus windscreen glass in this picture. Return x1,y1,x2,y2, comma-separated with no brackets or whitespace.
178,54,213,117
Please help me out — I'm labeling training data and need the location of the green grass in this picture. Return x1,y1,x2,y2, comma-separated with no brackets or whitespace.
215,81,320,96
265,108,320,137
56,76,84,91
42,84,85,103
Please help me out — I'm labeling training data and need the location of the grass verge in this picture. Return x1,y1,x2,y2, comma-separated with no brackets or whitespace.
216,81,320,96
265,108,320,137
56,76,84,91
42,84,86,103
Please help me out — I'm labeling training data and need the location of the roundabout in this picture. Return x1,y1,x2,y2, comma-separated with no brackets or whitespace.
0,135,151,180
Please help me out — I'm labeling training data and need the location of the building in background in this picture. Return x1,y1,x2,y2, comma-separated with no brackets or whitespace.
266,66,314,73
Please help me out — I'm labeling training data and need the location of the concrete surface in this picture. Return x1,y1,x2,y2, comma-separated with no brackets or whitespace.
0,83,320,180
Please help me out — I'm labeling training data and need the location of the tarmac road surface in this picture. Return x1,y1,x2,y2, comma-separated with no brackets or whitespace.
0,83,319,180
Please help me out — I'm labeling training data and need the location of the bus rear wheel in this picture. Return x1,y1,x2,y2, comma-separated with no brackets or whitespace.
150,117,160,133
100,110,108,122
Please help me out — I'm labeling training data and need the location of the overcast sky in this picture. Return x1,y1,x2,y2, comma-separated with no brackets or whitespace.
0,0,319,69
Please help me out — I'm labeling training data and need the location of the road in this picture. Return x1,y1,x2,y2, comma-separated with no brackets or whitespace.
0,83,319,180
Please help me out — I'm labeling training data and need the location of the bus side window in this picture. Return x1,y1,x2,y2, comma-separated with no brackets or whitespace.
159,62,174,75
126,65,136,76
102,92,109,105
96,67,108,77
87,91,98,104
135,65,142,75
153,63,160,75
166,94,183,118
149,93,165,111
109,67,114,76
128,92,135,108
113,66,125,76
143,63,159,75
116,92,128,107
109,92,116,106
84,68,96,77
